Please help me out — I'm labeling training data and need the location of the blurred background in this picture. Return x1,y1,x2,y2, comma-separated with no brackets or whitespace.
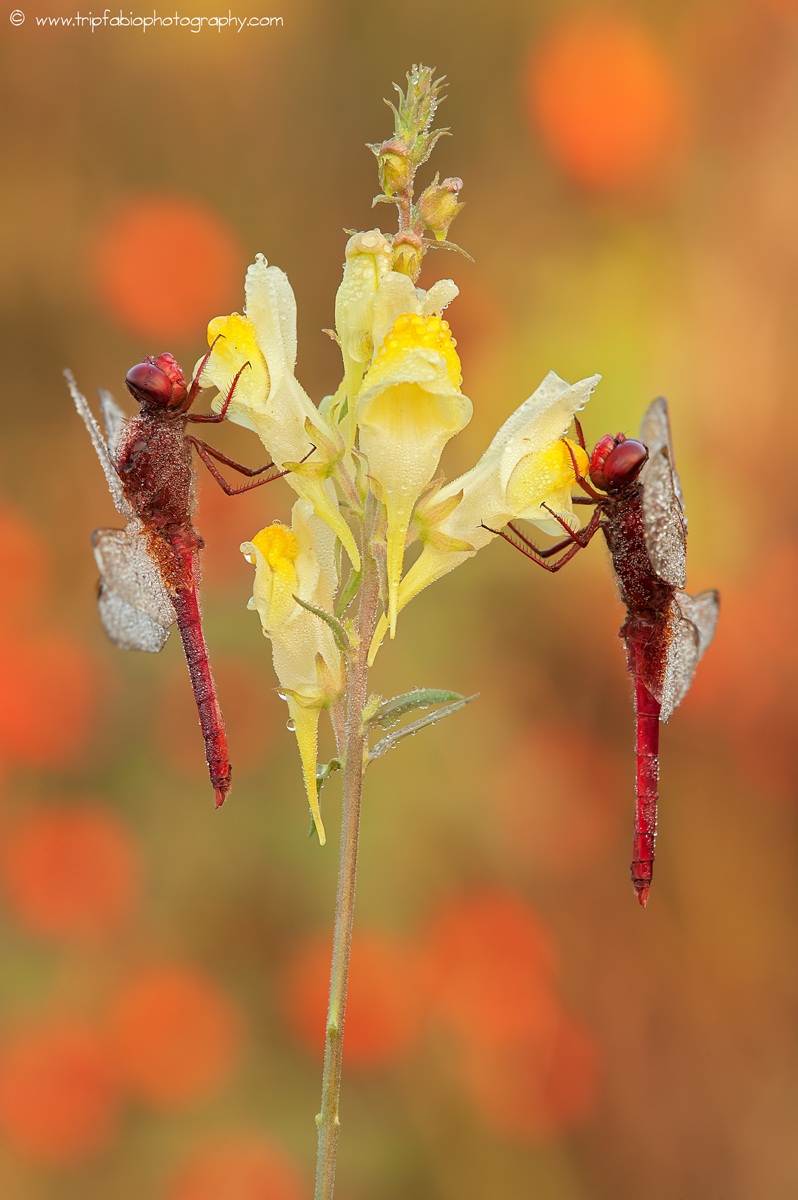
1,0,797,1196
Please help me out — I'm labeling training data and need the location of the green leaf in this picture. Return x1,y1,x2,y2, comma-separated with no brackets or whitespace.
316,758,342,790
293,594,351,654
335,568,362,618
368,695,476,762
367,688,466,729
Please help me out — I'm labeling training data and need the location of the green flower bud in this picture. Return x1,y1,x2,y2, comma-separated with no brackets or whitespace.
418,176,465,242
368,137,412,197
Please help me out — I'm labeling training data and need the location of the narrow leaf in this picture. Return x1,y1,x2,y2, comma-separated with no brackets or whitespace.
317,757,342,791
368,687,465,729
293,594,350,654
335,568,362,618
369,695,476,761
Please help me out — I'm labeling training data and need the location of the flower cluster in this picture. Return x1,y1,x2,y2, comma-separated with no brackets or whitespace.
198,245,598,837
195,68,600,839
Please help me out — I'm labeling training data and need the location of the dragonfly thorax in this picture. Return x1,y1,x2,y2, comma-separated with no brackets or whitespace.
125,353,189,413
589,434,648,494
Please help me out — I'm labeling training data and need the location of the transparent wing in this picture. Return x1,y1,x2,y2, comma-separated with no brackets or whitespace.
639,396,685,507
660,589,720,722
66,370,131,520
98,388,129,460
639,397,687,589
92,524,176,629
97,581,172,653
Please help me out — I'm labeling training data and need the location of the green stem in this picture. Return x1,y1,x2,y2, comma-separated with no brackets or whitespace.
314,524,381,1200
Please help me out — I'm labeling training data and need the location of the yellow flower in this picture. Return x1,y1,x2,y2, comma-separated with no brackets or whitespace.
241,499,342,843
368,370,600,662
334,230,394,416
356,312,472,637
370,270,459,362
332,231,459,439
200,255,361,571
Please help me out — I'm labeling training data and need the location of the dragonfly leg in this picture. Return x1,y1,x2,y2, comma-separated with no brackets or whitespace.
540,501,603,548
481,521,589,573
187,436,290,495
187,360,252,425
561,435,606,502
184,333,225,408
572,415,588,452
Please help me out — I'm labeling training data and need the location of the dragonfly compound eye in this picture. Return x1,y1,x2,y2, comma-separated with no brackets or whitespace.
125,360,175,407
602,438,649,491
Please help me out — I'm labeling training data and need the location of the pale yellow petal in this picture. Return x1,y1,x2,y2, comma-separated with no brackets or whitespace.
335,230,393,408
287,698,326,844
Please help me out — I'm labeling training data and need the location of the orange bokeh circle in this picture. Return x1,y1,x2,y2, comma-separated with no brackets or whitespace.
0,505,48,622
421,890,560,1050
0,1018,120,1164
280,930,423,1069
526,14,689,191
459,1013,599,1139
165,1134,306,1200
1,804,140,942
108,964,241,1108
89,196,243,340
0,634,98,768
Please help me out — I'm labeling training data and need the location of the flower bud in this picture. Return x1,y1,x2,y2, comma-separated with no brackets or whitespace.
392,232,424,280
417,176,465,242
368,137,412,197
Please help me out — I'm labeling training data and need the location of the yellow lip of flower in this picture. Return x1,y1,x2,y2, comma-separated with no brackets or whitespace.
243,523,300,630
200,256,362,573
252,523,299,568
368,312,462,389
366,372,601,663
356,312,471,637
370,271,459,361
506,438,590,525
195,312,269,433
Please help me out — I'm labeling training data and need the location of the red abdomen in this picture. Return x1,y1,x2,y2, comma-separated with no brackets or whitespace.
171,546,231,808
631,674,661,906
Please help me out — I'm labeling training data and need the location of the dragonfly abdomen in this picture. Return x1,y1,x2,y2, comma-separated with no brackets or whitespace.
631,672,661,908
170,565,232,808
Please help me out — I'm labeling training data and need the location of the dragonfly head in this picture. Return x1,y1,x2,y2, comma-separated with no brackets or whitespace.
125,354,189,412
589,433,648,493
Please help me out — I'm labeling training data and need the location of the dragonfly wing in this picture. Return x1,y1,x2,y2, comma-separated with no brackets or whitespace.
660,589,720,721
66,371,132,520
639,397,685,507
97,580,172,653
92,525,177,629
675,588,720,659
98,389,129,460
639,399,687,589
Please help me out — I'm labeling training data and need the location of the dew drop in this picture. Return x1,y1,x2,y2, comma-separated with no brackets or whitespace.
286,718,297,732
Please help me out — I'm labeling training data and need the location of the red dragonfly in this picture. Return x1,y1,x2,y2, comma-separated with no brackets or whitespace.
68,349,278,808
491,398,719,906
